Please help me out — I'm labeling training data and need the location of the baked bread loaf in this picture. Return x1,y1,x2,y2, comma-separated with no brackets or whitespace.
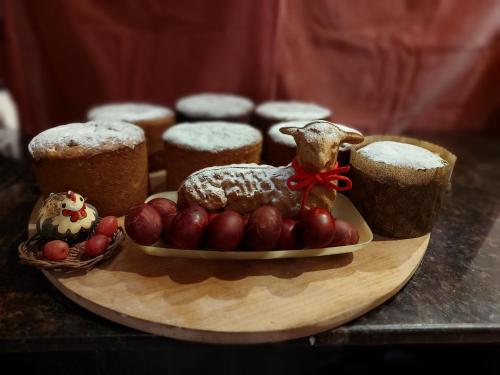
163,122,262,190
266,121,362,166
175,93,254,123
348,136,456,238
254,101,331,132
29,121,148,216
87,103,175,171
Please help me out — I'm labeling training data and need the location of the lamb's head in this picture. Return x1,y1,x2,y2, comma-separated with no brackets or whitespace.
280,121,364,172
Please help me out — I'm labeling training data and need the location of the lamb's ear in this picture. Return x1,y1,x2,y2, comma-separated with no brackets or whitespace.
342,131,364,144
280,127,300,136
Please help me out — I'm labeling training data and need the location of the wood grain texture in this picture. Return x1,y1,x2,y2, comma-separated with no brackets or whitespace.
41,233,429,344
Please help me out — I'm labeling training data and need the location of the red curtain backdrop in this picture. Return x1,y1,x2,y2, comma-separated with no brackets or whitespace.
2,0,500,137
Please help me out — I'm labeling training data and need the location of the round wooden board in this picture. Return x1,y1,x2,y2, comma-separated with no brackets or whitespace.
40,232,429,344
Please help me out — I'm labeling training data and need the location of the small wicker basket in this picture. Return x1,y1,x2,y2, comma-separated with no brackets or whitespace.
18,227,124,273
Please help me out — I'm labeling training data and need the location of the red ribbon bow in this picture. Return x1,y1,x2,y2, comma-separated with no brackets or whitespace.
62,203,87,223
286,158,352,214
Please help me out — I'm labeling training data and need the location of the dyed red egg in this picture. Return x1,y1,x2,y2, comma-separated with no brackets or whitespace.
245,205,282,250
206,211,245,250
84,234,109,257
301,208,336,248
95,216,118,238
125,204,162,245
43,240,69,261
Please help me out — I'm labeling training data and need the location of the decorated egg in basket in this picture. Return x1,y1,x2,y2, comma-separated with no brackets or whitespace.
36,191,98,245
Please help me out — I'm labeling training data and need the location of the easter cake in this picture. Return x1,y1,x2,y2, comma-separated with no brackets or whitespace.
88,103,175,171
162,122,262,190
28,121,148,216
348,136,456,238
253,100,331,132
175,93,254,123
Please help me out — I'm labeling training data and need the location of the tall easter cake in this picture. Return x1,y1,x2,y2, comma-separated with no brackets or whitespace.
29,121,148,216
162,122,262,190
87,103,175,171
348,136,456,238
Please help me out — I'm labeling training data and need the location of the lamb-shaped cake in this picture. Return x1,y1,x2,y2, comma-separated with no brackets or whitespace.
177,121,364,217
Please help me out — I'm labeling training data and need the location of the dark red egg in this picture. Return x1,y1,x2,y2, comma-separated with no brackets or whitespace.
206,211,245,250
277,219,304,250
125,204,163,245
147,197,177,218
245,205,282,250
84,234,109,257
168,206,209,249
301,207,336,248
330,219,359,247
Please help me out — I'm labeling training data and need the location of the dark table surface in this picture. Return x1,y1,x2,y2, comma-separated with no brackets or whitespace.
0,133,499,352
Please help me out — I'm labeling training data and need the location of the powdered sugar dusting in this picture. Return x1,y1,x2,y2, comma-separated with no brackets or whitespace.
256,101,331,121
176,93,254,118
359,141,447,170
88,103,173,122
303,122,343,145
269,121,360,148
162,122,262,152
28,121,145,158
181,164,301,215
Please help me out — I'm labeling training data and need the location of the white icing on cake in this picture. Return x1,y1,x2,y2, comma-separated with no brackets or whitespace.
181,163,301,215
269,120,361,148
359,141,448,170
176,93,254,119
256,101,331,121
28,121,145,158
162,122,262,152
87,103,173,122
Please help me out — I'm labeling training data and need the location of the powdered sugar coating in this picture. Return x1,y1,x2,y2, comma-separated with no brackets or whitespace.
269,120,361,148
359,141,448,170
29,121,145,159
88,103,173,123
256,101,331,121
162,122,262,152
180,164,301,215
176,93,254,119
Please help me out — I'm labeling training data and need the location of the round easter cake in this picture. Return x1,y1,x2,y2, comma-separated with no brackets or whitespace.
254,100,331,132
348,136,456,238
29,121,148,216
88,103,175,171
162,122,262,189
175,93,254,123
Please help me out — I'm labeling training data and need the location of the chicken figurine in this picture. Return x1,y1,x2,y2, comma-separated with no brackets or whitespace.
36,191,98,244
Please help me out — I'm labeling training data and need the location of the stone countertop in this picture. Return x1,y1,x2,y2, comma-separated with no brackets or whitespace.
0,133,499,351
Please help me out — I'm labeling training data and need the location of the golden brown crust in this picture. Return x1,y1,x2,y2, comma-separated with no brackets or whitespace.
164,141,262,190
265,137,295,166
135,115,176,171
348,135,456,238
33,142,148,216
